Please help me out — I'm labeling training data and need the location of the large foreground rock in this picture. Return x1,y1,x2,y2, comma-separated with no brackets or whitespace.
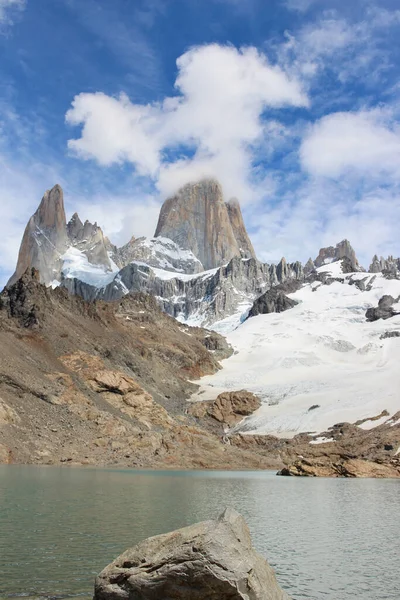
94,508,291,600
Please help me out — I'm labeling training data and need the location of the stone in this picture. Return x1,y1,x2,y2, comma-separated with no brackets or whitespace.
94,507,291,600
189,390,261,428
208,390,261,427
366,295,399,321
154,179,256,269
248,288,298,318
0,399,20,424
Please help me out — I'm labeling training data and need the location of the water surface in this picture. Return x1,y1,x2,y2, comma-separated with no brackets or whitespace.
0,466,399,599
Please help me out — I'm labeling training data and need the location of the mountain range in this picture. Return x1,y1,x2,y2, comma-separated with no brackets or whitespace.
1,178,400,476
7,179,381,331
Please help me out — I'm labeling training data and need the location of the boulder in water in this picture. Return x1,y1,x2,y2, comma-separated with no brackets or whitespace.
94,507,291,600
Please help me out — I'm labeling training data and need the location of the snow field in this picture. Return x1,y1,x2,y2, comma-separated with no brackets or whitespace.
191,266,400,437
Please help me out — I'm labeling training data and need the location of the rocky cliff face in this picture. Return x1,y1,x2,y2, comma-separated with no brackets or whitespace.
155,179,256,270
315,239,361,272
66,213,112,270
62,256,305,330
111,236,204,274
225,197,256,260
8,185,68,286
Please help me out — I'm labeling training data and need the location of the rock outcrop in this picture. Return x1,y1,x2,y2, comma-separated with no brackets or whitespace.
366,295,399,321
155,179,256,270
369,254,400,277
8,185,68,286
274,414,400,478
188,390,261,428
314,239,361,272
94,507,291,600
304,257,315,275
248,287,299,318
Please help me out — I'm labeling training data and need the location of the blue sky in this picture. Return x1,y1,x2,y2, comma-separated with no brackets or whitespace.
1,0,400,286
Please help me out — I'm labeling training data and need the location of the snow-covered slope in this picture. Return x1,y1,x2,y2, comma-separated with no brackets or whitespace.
60,247,119,287
191,263,400,437
113,236,204,274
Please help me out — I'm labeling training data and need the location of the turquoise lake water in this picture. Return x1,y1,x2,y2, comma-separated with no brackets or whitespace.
0,466,399,599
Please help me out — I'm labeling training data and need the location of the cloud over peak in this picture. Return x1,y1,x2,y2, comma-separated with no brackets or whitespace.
66,43,307,200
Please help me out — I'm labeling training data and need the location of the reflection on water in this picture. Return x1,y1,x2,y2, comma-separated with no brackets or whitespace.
0,466,399,599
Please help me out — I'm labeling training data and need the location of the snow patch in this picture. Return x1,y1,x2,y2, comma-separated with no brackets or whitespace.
61,247,118,288
309,436,335,445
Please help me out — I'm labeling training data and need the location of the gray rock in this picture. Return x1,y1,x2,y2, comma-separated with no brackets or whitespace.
304,258,315,275
380,331,400,339
248,287,299,318
155,179,256,270
366,295,399,322
314,239,361,272
368,254,400,278
94,507,291,600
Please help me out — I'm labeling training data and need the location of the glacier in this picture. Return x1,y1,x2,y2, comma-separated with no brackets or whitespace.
191,262,400,437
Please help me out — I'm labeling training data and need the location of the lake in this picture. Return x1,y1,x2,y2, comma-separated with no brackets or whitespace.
0,466,399,599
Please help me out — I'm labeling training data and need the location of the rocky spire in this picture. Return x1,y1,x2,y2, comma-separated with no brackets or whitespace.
368,255,400,275
225,198,256,260
314,239,361,272
66,214,112,270
7,184,68,286
304,258,315,275
66,212,84,240
154,179,256,270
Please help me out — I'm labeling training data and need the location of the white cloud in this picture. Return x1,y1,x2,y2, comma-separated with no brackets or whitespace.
66,92,161,175
274,8,400,88
300,109,400,178
66,43,308,202
250,178,400,269
69,194,162,245
0,0,25,24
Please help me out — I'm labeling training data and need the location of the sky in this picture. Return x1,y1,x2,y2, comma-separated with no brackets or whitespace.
1,0,400,286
